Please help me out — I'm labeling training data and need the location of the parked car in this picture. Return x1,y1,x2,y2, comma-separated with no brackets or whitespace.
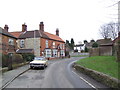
30,57,48,69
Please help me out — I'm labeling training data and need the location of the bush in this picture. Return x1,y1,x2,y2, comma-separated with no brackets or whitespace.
21,53,35,61
84,47,89,52
65,51,69,57
92,42,98,48
12,54,24,64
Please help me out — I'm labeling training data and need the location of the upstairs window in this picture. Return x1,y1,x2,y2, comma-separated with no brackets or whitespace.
46,40,48,48
53,42,55,48
63,44,65,49
9,38,14,45
20,40,25,48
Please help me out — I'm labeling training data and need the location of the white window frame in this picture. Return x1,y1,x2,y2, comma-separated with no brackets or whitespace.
9,38,14,45
63,44,65,49
53,49,57,57
45,49,51,57
46,40,48,48
60,50,65,56
53,42,55,48
20,39,25,48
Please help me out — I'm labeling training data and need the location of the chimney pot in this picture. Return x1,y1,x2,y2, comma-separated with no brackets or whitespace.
22,23,27,32
56,28,59,36
39,22,44,31
4,25,9,32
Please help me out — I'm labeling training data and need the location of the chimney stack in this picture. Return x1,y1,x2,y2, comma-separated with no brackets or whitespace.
4,25,9,32
39,22,44,31
22,23,27,32
56,28,59,36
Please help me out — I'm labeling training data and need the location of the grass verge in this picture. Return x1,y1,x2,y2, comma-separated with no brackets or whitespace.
76,56,119,80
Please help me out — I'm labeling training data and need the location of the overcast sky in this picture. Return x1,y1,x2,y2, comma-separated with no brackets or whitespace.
0,0,119,44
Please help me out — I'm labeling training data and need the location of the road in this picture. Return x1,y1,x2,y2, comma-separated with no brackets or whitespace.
5,57,109,89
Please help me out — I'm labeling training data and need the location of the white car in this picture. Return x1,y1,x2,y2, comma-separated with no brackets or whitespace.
30,57,48,69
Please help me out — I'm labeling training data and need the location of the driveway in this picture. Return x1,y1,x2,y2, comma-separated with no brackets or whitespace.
5,57,109,88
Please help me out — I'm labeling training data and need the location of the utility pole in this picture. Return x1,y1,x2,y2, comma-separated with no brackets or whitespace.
118,1,120,26
117,1,120,62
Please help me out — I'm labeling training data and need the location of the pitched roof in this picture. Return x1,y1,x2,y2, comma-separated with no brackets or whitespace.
16,49,33,53
18,30,49,39
0,27,17,39
18,30,64,42
96,38,112,45
10,32,22,38
43,32,64,42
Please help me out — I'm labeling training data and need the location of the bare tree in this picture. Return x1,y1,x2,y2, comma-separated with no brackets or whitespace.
99,22,119,39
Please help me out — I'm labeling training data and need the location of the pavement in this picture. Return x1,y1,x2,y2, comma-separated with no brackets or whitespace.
1,64,30,89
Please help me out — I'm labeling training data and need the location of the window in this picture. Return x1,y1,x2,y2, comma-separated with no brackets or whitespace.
63,44,65,49
45,49,51,57
9,38,14,45
46,40,48,48
60,44,62,49
20,40,25,48
53,49,57,57
60,50,65,56
53,42,55,48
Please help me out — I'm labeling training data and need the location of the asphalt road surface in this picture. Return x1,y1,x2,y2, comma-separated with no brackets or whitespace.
5,57,110,89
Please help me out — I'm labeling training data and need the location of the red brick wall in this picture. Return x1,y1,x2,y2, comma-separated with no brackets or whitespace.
1,34,17,55
40,37,65,56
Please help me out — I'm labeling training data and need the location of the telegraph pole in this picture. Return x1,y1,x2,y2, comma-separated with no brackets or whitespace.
117,1,120,62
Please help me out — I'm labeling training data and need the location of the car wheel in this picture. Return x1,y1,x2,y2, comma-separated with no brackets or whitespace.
30,66,33,69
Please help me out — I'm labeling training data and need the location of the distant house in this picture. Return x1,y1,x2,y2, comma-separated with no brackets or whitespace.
74,44,85,52
96,38,112,45
84,42,94,49
89,38,114,56
0,25,17,55
11,22,65,59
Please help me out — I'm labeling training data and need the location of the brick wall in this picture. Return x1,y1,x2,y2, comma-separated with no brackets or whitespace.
1,34,17,55
18,38,40,57
40,38,65,57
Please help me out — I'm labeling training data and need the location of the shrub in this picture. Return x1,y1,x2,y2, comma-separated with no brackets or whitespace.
21,53,35,61
92,42,99,48
84,47,89,52
12,54,24,64
65,51,69,57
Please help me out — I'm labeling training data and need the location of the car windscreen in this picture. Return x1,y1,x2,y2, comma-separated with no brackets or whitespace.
34,57,45,60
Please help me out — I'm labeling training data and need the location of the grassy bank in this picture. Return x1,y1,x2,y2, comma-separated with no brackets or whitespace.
76,56,119,79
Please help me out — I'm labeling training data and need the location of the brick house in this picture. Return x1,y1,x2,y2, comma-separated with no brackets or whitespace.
10,22,65,59
0,25,17,55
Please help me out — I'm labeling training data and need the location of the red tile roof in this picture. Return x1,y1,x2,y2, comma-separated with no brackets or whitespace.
10,32,22,38
44,32,64,42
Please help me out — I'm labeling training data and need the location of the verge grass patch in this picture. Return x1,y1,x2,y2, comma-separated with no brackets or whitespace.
76,56,119,79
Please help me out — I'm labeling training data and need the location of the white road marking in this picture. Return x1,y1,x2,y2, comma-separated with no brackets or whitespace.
72,71,98,90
